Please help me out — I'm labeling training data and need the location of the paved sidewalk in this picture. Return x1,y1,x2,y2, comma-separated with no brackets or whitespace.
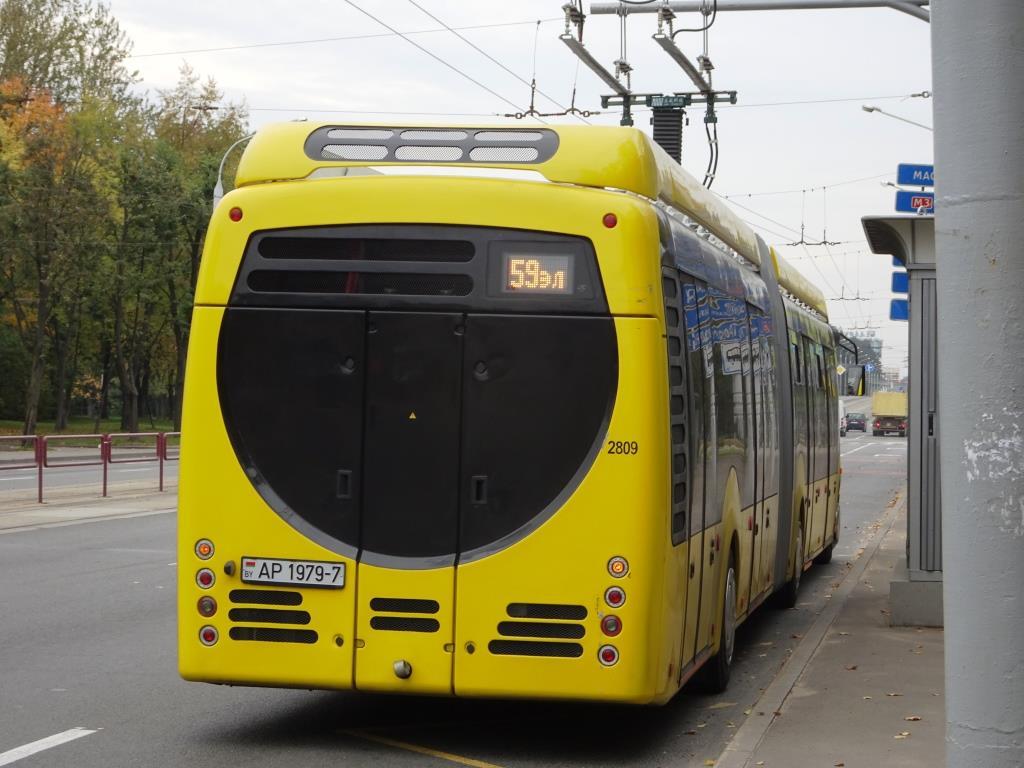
719,502,945,768
0,485,177,531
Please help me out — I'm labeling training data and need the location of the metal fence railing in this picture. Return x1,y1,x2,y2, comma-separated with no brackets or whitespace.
0,431,181,503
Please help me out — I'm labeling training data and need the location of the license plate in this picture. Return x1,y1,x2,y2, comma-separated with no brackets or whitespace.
241,557,345,588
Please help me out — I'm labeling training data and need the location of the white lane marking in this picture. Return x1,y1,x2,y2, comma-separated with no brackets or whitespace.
0,727,99,766
841,442,875,457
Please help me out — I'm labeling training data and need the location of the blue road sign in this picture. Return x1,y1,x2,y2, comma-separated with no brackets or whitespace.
892,255,904,267
896,190,934,213
897,163,934,187
865,363,876,373
890,298,910,321
892,271,909,294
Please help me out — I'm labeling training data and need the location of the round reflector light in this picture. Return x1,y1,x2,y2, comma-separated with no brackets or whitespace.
196,568,215,589
601,615,622,637
229,207,243,222
199,625,219,646
604,586,626,608
197,596,217,618
602,212,618,229
195,539,214,560
607,556,629,578
598,644,619,666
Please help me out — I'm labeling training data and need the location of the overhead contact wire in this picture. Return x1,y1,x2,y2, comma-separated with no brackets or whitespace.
339,0,535,120
405,1,589,124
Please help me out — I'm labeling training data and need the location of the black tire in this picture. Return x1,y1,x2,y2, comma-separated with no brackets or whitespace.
775,521,803,609
840,429,847,437
814,542,834,565
702,553,737,694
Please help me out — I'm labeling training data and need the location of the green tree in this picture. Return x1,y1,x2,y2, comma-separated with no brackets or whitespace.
154,66,247,428
0,0,134,105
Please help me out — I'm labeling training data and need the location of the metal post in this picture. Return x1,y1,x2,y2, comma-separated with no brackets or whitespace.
158,433,165,492
932,1,1024,765
37,436,43,504
102,434,109,498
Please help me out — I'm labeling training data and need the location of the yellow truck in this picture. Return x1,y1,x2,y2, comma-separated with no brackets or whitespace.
871,391,908,437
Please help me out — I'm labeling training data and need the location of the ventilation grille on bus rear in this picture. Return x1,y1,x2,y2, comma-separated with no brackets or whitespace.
369,597,440,633
488,640,583,658
487,603,586,658
506,602,587,620
304,126,559,165
228,589,316,643
247,271,473,297
229,589,302,606
229,627,318,644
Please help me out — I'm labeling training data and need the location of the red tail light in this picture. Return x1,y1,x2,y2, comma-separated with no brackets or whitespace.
604,586,626,608
199,626,219,646
598,644,619,666
196,568,215,589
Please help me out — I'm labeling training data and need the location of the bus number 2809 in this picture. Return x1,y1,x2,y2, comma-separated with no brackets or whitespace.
607,440,640,455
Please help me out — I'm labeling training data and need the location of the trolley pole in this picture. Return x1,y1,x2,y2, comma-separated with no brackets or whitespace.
932,2,1024,766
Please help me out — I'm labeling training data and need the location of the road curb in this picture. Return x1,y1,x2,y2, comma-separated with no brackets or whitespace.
714,488,906,768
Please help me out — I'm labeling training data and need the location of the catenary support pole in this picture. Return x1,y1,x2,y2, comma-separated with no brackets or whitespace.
932,1,1024,766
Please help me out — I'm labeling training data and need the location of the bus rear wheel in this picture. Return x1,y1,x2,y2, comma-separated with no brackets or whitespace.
775,521,803,609
702,554,737,694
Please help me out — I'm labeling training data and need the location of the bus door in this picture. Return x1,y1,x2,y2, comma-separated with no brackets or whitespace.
788,329,809,566
808,342,828,555
680,282,710,669
355,311,463,694
801,336,818,563
697,284,723,658
748,310,766,604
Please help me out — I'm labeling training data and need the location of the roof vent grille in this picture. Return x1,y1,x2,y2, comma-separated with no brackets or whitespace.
305,126,559,165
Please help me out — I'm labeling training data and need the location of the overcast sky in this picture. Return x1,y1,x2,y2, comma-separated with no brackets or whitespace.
108,0,934,373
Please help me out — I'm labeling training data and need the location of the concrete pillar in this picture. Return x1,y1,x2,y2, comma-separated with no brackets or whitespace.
932,1,1024,765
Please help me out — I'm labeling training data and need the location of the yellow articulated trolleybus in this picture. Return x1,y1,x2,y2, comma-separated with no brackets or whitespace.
179,123,843,704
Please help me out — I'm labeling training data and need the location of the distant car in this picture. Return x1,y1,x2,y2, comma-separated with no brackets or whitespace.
846,412,867,431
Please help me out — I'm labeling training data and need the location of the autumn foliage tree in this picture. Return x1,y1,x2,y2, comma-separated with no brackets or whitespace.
0,0,249,434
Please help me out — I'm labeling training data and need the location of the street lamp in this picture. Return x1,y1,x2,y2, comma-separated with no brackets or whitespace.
861,104,933,131
213,133,256,208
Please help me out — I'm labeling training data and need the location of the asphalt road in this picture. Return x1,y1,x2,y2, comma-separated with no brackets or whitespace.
0,414,905,768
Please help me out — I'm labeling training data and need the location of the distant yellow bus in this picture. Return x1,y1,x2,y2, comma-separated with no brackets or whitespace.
178,124,842,703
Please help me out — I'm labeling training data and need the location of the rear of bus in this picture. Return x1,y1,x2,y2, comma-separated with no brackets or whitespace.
177,124,677,703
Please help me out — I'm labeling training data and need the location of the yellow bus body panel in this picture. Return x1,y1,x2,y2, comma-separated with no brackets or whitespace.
453,317,671,704
195,175,660,320
178,307,357,689
181,175,682,702
354,564,454,694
